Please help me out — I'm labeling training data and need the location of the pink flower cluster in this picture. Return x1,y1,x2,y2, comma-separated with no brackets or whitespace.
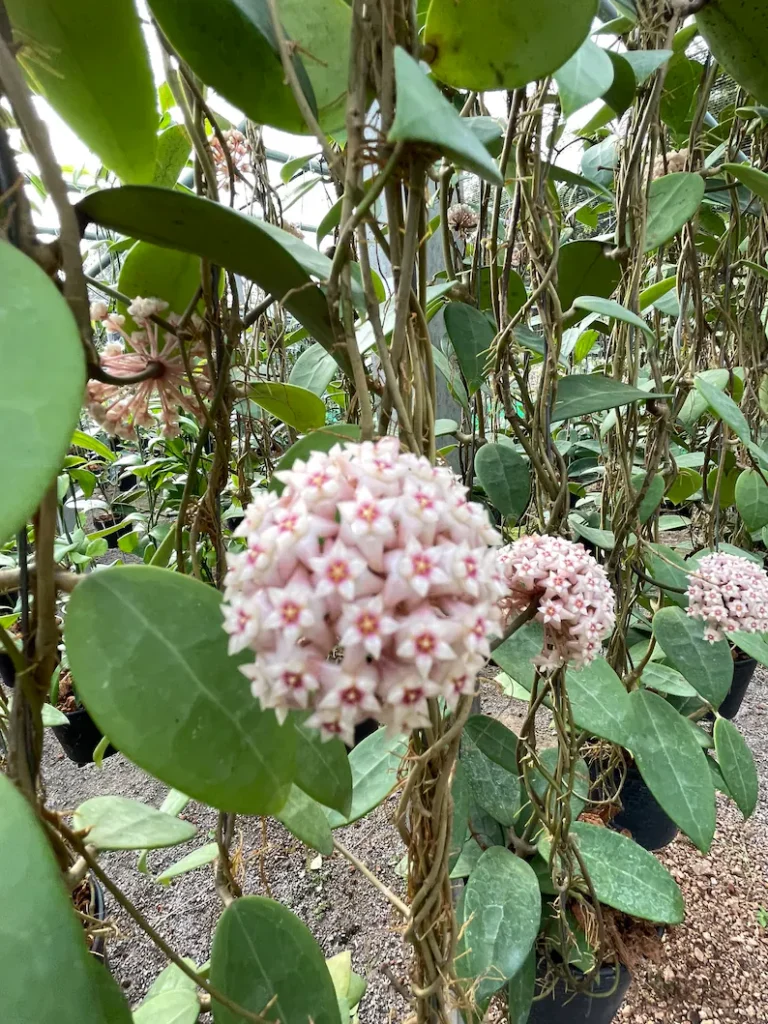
686,552,768,642
497,535,616,670
87,298,209,438
221,438,503,742
211,129,251,190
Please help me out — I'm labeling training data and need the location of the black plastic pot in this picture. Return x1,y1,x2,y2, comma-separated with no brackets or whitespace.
528,962,631,1023
52,707,117,766
611,764,678,852
718,656,757,720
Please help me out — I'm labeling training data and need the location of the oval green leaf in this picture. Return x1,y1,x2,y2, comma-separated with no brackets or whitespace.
155,843,219,885
276,785,333,854
6,0,157,182
152,124,192,188
326,728,407,828
697,4,768,106
474,443,531,522
557,241,622,318
554,38,615,118
425,0,598,92
288,344,338,397
117,242,201,329
0,240,85,544
640,662,698,698
566,657,635,746
0,773,133,1023
644,173,705,253
735,469,768,531
457,847,541,1005
714,717,758,819
133,989,199,1024
629,689,716,852
293,717,352,817
443,302,494,395
65,566,296,814
652,605,733,709
551,373,661,423
249,382,326,432
462,733,521,827
73,796,196,851
210,897,340,1024
147,0,317,134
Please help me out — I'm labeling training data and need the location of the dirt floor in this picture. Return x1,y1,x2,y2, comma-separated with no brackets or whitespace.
41,669,768,1024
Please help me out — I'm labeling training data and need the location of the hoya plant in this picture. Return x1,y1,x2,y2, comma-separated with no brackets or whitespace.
1,0,768,1023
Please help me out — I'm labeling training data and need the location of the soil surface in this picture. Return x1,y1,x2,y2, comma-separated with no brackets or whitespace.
41,669,768,1023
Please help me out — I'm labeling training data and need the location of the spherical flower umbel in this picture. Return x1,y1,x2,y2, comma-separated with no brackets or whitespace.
221,438,504,743
86,297,210,438
686,552,768,643
497,535,616,671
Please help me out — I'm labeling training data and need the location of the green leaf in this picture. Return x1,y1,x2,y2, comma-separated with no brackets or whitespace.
735,469,768,531
294,718,352,816
666,468,702,505
461,733,521,827
132,989,199,1024
555,821,684,924
210,897,340,1024
713,717,758,819
276,785,334,854
652,605,733,709
156,843,219,885
326,728,407,828
281,153,319,183
449,761,471,872
678,369,730,426
543,163,614,201
694,375,750,442
569,516,616,550
629,689,716,852
42,702,69,727
554,38,615,118
65,567,296,815
152,124,191,188
316,197,343,248
573,329,600,364
571,296,654,338
474,444,531,522
73,795,196,851
557,241,622,318
466,116,505,157
631,472,665,524
249,382,326,431
640,543,689,608
118,242,200,329
621,49,673,84
644,172,705,252
289,344,337,397
457,847,541,1004
696,4,768,106
277,0,352,133
147,0,317,135
722,162,768,202
6,0,157,183
660,56,699,134
566,657,635,746
551,373,661,423
465,715,519,774
425,0,597,92
491,621,545,693
526,749,590,823
146,960,198,1000
639,275,677,311
603,51,637,117
508,951,535,1024
443,302,494,395
580,135,618,187
640,663,698,697
77,187,344,368
728,630,768,668
271,425,362,494
71,430,116,463
388,48,503,186
0,773,133,1023
0,240,85,544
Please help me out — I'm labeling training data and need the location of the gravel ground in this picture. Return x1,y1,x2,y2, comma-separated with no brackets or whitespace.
41,670,768,1023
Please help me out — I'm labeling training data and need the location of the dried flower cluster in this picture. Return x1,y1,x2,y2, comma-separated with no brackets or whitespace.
497,535,616,670
652,148,689,179
686,552,768,642
221,438,503,742
87,298,209,438
447,203,479,240
210,128,251,190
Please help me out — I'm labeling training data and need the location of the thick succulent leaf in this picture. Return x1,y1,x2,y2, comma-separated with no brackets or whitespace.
148,0,317,134
443,302,494,395
0,241,85,544
388,48,503,185
628,690,716,853
697,3,768,106
65,567,296,815
554,38,614,118
652,605,733,709
425,0,598,92
6,0,157,182
326,728,407,828
714,717,758,819
276,785,334,854
73,796,196,851
474,443,531,522
551,374,661,423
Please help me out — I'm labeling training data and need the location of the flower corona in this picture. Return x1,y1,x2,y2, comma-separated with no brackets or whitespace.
221,438,503,742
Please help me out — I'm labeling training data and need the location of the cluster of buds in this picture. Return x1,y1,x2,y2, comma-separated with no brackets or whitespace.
686,552,768,642
497,535,616,671
447,203,479,240
87,298,209,438
221,438,504,743
210,128,251,190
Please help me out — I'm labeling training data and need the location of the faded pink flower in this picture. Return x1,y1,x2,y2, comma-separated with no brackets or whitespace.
222,438,503,742
497,535,615,671
686,552,768,642
447,203,479,240
211,129,251,190
86,297,209,438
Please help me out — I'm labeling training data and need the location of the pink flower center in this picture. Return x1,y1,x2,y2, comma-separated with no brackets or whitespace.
341,685,363,705
357,612,379,636
412,554,432,576
281,602,300,624
278,514,299,533
283,672,304,690
403,686,424,705
358,502,378,523
416,633,435,654
414,492,433,510
328,560,351,583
